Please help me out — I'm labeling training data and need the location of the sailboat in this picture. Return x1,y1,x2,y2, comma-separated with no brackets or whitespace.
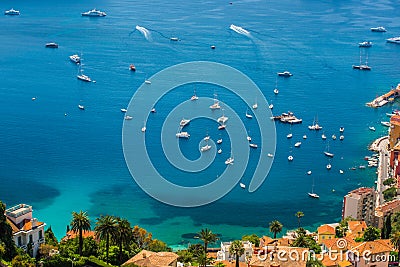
324,142,334,157
308,115,322,130
308,176,319,198
353,48,371,70
252,98,258,109
200,139,211,152
217,109,228,124
225,153,234,165
77,57,92,82
273,77,279,94
191,87,199,101
209,93,221,110
245,109,253,119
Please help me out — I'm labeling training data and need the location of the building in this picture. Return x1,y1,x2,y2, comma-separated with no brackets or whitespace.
216,241,253,262
249,246,309,267
389,115,400,189
342,187,376,225
374,199,400,228
389,115,400,150
317,224,336,243
5,204,45,257
347,239,394,267
61,230,97,242
320,237,357,253
122,250,178,267
346,221,367,240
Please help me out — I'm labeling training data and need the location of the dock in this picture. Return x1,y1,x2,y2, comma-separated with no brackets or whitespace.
366,83,400,108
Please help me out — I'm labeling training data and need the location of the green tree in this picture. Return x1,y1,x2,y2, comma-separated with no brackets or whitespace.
242,234,260,247
197,228,218,267
44,227,58,246
112,217,132,265
383,187,396,201
0,201,16,261
70,211,91,256
295,211,304,228
95,215,117,263
363,226,380,241
229,240,244,267
306,258,324,267
269,220,283,239
11,254,35,267
292,229,321,253
148,239,171,252
177,249,194,264
392,212,400,232
383,178,396,186
391,231,400,265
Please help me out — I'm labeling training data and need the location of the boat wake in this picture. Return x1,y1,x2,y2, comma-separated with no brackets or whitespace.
135,25,152,41
230,24,250,36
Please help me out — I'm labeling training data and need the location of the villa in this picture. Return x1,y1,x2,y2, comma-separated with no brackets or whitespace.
5,204,46,257
216,240,253,262
317,224,337,243
122,250,179,267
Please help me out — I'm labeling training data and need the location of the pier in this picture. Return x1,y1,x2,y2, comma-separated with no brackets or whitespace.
366,83,400,108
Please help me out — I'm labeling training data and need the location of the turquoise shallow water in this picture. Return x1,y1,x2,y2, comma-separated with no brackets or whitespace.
1,0,400,246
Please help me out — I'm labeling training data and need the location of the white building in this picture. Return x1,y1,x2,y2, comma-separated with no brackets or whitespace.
216,241,253,262
5,204,46,257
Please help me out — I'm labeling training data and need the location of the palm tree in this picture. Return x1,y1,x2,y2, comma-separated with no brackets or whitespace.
390,231,400,264
229,240,245,267
197,228,218,267
295,211,304,228
95,215,117,262
70,211,91,256
113,217,132,265
269,220,283,239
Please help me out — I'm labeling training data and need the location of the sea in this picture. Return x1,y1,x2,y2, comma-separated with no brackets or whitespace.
1,0,400,249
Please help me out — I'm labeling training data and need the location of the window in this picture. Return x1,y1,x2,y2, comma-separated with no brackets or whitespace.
17,236,22,246
39,230,43,239
29,235,33,244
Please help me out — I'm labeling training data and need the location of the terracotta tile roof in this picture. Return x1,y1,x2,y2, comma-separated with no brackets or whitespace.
346,221,367,239
317,224,335,235
123,250,178,267
249,246,308,267
6,218,44,234
376,199,400,213
391,115,400,126
62,230,97,242
349,239,394,254
260,236,275,245
320,237,357,251
349,187,374,195
216,260,247,267
320,253,352,267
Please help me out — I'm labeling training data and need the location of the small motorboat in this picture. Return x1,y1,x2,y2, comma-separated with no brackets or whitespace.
81,9,107,17
359,41,372,47
225,157,234,165
218,149,222,154
339,127,344,133
294,142,301,147
210,45,216,49
180,118,191,127
218,124,226,130
200,144,211,152
239,183,246,189
324,151,334,158
303,135,307,139
217,139,223,144
121,108,127,113
307,171,312,175
308,192,319,199
288,155,293,161
78,104,85,110
321,134,327,140
339,170,344,174
269,104,274,109
124,115,133,120
245,110,253,119
150,108,156,113
4,8,20,15
45,42,58,48
247,136,252,142
273,88,279,94
249,143,258,149
141,126,146,132
287,133,293,139
32,97,36,101
129,64,136,71
381,121,390,127
145,79,151,84
371,26,386,32
369,126,376,131
332,135,337,140
277,71,293,77
326,164,332,170
170,37,179,41
387,37,400,44
267,153,274,158
69,54,81,64
340,135,344,140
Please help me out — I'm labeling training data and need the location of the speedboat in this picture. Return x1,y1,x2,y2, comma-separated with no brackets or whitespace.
321,134,327,140
170,37,179,41
81,9,107,17
4,8,20,15
218,124,226,130
278,71,293,77
326,164,332,170
353,64,371,70
381,121,390,127
386,37,400,44
332,134,337,140
150,108,156,113
180,118,190,127
359,41,372,47
287,133,293,139
145,79,151,84
247,136,252,142
273,88,279,94
371,26,386,32
267,153,274,158
124,115,133,120
294,142,301,147
339,170,344,174
211,45,216,49
176,132,190,138
69,54,81,64
303,135,307,139
129,64,136,71
120,108,127,112
200,144,211,152
77,73,91,82
218,149,222,154
245,110,253,119
324,151,334,158
307,170,312,175
269,104,274,109
339,127,344,133
217,115,228,124
78,105,85,110
141,126,146,132
288,155,293,161
240,183,246,189
45,42,58,48
225,157,234,165
308,192,319,199
340,135,344,140
217,139,222,144
203,135,210,141
369,126,376,131
249,143,258,149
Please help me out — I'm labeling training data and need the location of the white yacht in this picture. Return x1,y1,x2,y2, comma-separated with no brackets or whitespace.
371,26,386,32
294,142,301,147
120,108,127,113
339,170,344,174
81,9,107,17
218,149,222,154
273,88,279,94
386,37,400,44
326,164,332,170
180,118,190,127
4,8,20,15
381,121,390,127
210,94,221,110
145,79,151,84
308,192,319,199
200,144,211,152
267,153,274,158
218,123,226,130
369,126,376,131
321,134,327,140
307,170,312,175
240,183,246,189
78,104,85,110
170,37,179,41
124,115,133,120
303,135,307,139
278,71,293,77
176,131,190,138
225,156,234,165
69,54,81,64
77,61,92,82
217,139,222,144
217,110,228,124
203,135,210,141
245,110,253,119
249,143,258,149
287,133,293,139
288,155,294,161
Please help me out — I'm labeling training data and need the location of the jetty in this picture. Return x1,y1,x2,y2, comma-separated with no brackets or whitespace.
366,83,400,108
271,111,302,124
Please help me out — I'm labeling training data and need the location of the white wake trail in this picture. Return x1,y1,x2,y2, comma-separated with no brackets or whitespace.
230,24,250,36
136,25,152,41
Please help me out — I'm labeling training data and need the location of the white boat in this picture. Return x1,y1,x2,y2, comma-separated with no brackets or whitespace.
381,121,390,127
303,135,307,139
191,89,199,101
180,118,190,127
267,153,274,158
371,26,386,32
247,136,252,142
218,123,226,130
339,169,344,174
269,103,274,109
217,110,228,124
353,48,371,70
287,133,293,139
288,155,293,161
369,126,376,131
225,156,234,165
170,37,179,41
249,143,258,149
324,142,334,157
339,127,344,133
121,108,127,113
359,41,372,47
45,42,58,48
4,8,20,15
81,9,107,17
150,108,156,113
340,135,344,140
273,88,279,94
176,131,190,138
200,144,211,152
308,116,322,130
69,54,81,64
145,79,151,84
252,99,258,109
386,37,400,44
245,109,253,119
141,126,146,132
218,149,222,154
124,115,133,120
210,93,221,110
321,134,327,140
359,165,366,169
332,134,337,140
77,59,92,82
308,176,320,198
307,170,312,175
240,183,246,189
294,142,301,147
78,104,85,110
217,139,222,144
32,97,36,101
278,71,293,77
326,163,332,170
203,135,210,141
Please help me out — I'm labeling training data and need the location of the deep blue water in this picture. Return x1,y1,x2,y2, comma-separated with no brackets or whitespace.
1,0,400,247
